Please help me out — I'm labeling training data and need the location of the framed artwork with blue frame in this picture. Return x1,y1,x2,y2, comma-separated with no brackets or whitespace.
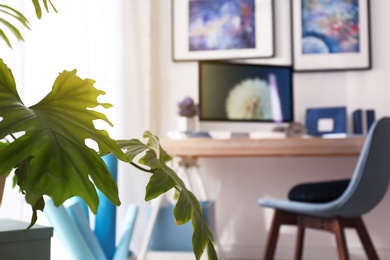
291,0,372,72
172,0,274,61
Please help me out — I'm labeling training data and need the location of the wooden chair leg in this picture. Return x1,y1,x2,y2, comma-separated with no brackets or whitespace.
353,217,380,260
263,213,378,260
332,218,350,260
263,210,283,260
294,226,305,260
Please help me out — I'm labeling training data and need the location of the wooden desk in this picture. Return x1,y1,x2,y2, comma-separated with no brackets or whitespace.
160,136,365,158
142,136,365,260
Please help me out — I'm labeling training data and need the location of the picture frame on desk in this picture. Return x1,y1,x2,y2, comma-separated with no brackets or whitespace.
172,0,274,61
305,107,347,136
291,0,372,72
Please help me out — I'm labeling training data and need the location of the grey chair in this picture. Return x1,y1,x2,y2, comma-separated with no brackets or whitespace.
258,117,390,260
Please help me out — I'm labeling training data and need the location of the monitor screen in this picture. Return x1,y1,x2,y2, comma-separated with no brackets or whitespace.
198,61,294,132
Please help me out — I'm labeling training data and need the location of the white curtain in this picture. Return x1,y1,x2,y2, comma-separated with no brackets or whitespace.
0,0,152,258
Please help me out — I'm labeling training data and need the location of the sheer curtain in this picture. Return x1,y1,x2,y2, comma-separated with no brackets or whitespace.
0,0,152,258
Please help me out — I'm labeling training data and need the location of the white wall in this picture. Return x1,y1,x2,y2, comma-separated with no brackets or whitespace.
0,1,153,258
150,0,390,259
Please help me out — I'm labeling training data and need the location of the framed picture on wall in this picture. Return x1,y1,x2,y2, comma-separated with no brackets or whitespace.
172,0,274,62
292,0,372,72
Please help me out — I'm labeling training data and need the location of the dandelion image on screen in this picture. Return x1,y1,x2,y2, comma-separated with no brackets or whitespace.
225,78,273,120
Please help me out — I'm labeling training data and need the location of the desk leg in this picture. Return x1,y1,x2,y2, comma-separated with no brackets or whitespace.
191,164,208,201
177,157,225,260
139,157,225,260
178,157,208,200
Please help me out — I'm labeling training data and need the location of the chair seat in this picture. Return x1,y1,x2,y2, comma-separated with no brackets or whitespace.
288,179,350,203
259,179,354,219
259,197,340,218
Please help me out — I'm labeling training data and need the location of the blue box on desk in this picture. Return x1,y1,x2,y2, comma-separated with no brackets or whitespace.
305,107,347,136
148,200,215,252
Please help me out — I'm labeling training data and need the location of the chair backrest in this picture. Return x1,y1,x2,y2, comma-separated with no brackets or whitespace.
335,117,390,217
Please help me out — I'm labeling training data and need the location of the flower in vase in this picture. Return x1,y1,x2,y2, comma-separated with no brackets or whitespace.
177,96,198,117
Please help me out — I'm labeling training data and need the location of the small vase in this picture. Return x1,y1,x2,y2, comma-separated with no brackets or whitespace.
177,116,196,132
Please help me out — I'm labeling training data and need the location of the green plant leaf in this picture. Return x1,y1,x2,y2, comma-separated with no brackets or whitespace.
192,208,215,260
174,188,197,224
145,168,175,201
0,58,128,227
174,186,215,259
0,5,30,48
119,133,217,260
31,0,42,19
0,18,24,41
117,139,149,161
0,5,30,28
143,130,172,163
0,29,11,48
139,149,160,170
0,141,12,178
31,0,57,19
207,241,218,259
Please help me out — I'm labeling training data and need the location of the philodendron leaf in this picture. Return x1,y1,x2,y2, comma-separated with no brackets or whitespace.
118,134,217,260
174,185,216,259
0,58,128,227
0,141,12,179
143,130,172,163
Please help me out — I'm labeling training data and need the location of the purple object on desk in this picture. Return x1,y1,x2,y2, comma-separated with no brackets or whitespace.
94,153,118,259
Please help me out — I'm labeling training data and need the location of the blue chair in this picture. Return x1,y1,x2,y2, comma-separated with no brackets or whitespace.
258,117,390,260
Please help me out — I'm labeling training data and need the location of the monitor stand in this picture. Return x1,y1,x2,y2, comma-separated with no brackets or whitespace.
207,131,286,139
249,131,286,139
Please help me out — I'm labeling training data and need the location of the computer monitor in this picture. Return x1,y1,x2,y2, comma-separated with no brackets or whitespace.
198,61,294,133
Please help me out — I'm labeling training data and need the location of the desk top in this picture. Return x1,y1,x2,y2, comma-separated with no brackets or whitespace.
160,136,365,158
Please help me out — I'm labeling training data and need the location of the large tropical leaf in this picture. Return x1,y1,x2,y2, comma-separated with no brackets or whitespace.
0,140,10,176
117,132,217,260
0,58,128,226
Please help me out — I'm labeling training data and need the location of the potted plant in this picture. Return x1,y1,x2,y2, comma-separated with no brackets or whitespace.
177,96,199,132
0,2,216,259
